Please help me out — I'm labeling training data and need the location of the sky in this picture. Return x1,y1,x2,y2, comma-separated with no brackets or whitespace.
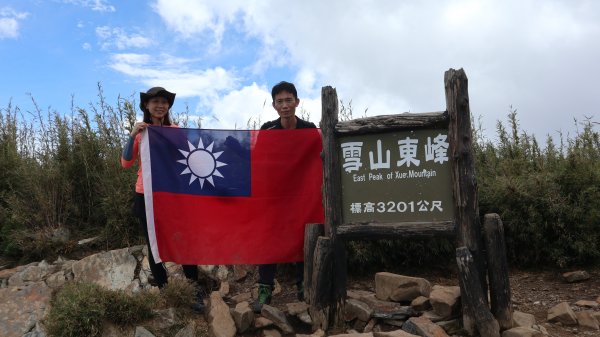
1,0,599,141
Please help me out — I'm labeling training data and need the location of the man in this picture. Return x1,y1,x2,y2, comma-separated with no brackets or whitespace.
253,81,317,313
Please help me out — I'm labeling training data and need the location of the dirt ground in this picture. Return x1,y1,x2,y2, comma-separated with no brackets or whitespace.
251,265,600,337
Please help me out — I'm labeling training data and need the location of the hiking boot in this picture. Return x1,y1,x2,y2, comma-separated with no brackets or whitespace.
252,283,273,313
192,289,206,313
297,282,305,302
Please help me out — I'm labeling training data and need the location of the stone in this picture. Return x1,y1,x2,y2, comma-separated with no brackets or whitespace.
174,321,196,337
262,329,282,337
254,316,274,328
410,296,431,311
574,300,599,308
261,304,293,334
436,319,465,335
345,298,374,322
232,301,254,333
547,302,577,325
207,291,236,337
219,281,230,296
428,285,460,319
402,316,450,337
233,264,253,281
562,270,590,283
286,301,309,315
134,326,156,337
328,333,373,337
71,247,137,290
501,327,542,337
231,292,252,303
374,330,420,337
575,310,599,330
0,282,52,337
375,272,431,302
359,293,416,320
512,311,536,328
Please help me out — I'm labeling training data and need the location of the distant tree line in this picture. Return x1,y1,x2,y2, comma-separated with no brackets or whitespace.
1,89,598,270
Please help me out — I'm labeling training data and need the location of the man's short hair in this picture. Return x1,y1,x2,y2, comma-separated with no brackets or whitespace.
271,81,298,100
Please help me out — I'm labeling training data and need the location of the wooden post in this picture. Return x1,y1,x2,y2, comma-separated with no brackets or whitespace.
483,214,512,331
310,236,333,331
445,68,488,335
304,223,324,305
320,86,347,329
456,247,500,337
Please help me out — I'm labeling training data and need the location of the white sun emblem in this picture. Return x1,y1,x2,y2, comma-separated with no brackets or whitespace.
177,138,227,188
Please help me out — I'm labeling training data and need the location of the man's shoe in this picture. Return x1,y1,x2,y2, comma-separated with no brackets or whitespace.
252,283,273,313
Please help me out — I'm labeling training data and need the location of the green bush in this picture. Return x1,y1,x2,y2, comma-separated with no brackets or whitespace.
45,282,160,337
45,283,107,337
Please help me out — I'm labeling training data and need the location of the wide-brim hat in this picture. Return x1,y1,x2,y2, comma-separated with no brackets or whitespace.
139,87,176,113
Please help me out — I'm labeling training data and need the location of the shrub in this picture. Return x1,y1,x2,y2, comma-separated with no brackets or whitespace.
45,282,160,337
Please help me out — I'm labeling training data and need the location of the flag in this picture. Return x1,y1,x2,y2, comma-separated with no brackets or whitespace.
140,126,324,265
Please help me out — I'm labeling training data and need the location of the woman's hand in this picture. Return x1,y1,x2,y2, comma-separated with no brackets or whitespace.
130,122,149,137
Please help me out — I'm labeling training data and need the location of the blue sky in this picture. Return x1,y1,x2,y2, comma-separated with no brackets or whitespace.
1,0,599,140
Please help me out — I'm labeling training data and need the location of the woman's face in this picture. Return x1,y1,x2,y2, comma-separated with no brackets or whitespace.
146,96,170,124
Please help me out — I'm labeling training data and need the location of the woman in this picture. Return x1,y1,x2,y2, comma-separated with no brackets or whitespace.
121,86,204,312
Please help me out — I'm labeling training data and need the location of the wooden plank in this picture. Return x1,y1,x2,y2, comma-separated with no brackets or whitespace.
483,214,512,331
336,111,448,135
336,221,455,239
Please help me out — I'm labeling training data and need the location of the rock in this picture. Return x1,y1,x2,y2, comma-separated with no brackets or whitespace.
436,319,464,335
262,329,282,337
501,327,542,337
345,298,374,322
428,285,460,319
71,247,137,290
207,291,236,337
410,296,431,311
562,270,590,283
134,326,156,337
547,302,577,325
254,316,274,328
512,311,536,328
261,304,293,334
329,333,373,337
174,321,197,337
232,301,254,333
219,281,230,296
374,330,420,337
233,264,253,281
359,294,416,320
0,282,52,337
296,328,326,337
286,301,309,315
231,292,252,303
575,311,599,330
375,272,431,302
402,316,450,337
574,300,599,308
151,308,177,330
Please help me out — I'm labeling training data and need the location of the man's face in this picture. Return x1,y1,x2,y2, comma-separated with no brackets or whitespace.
272,91,299,119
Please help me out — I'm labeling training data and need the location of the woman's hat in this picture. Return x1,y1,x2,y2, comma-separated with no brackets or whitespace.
139,87,176,113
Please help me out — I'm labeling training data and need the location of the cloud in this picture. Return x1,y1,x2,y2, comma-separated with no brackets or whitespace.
96,26,153,50
0,7,29,39
59,0,115,12
108,52,238,101
128,1,600,138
